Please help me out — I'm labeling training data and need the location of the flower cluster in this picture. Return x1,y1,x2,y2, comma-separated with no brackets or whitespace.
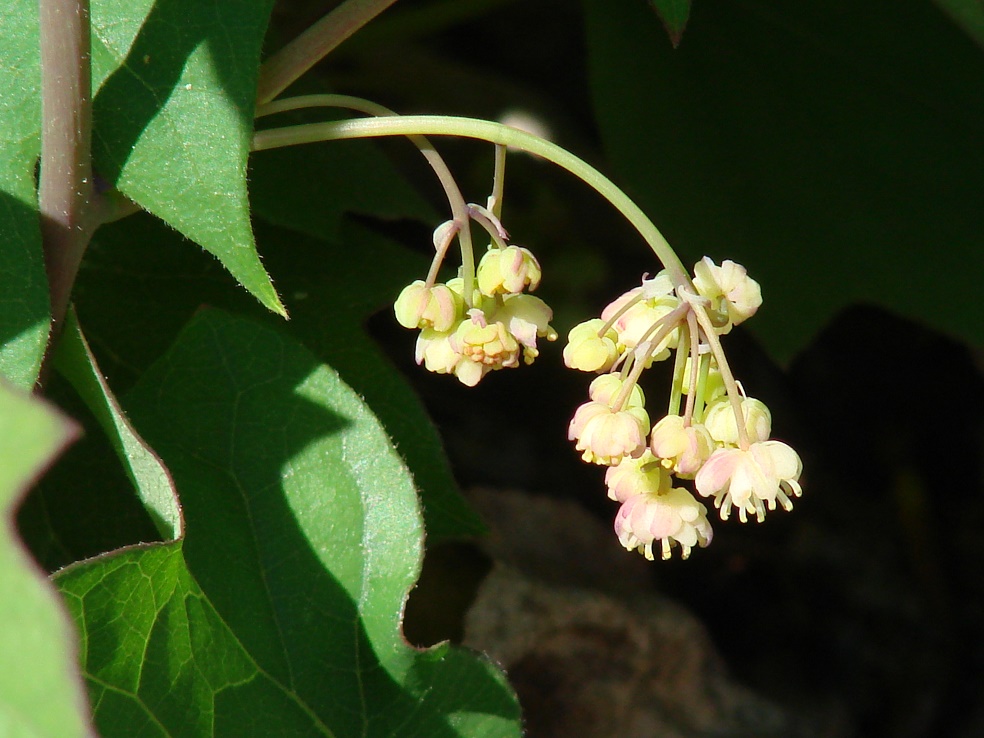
395,221,557,386
566,258,803,560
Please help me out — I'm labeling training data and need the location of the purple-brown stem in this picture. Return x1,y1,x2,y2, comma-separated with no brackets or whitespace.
38,0,95,380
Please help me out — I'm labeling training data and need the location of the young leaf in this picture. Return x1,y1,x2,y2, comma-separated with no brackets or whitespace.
0,0,51,388
0,378,92,737
89,0,284,315
584,0,984,361
55,309,521,737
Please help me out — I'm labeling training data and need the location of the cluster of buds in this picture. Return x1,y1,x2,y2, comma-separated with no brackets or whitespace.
566,257,803,561
395,217,557,386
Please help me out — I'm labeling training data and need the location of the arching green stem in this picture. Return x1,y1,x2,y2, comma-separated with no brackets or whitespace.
255,96,478,305
252,115,692,288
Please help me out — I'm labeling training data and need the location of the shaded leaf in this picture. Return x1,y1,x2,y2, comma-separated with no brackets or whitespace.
0,0,51,388
53,307,181,539
0,378,92,737
75,210,484,542
89,0,284,315
249,118,437,243
932,0,984,48
56,308,521,737
584,0,984,360
648,0,692,45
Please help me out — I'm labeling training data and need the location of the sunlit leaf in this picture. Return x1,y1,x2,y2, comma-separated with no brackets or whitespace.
55,309,521,737
0,378,91,737
89,0,284,315
0,0,50,388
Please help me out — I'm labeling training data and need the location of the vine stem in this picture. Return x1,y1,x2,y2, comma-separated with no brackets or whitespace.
256,0,400,106
252,115,692,288
256,95,478,304
39,0,95,375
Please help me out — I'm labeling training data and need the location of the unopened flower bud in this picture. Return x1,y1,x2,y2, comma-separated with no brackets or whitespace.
564,319,619,372
588,374,645,409
650,415,714,478
477,245,542,296
605,450,670,502
704,397,772,446
395,280,461,332
568,401,650,466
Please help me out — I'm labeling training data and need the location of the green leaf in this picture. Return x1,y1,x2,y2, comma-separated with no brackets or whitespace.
0,378,92,737
53,307,181,540
584,0,984,360
75,210,484,542
55,309,521,737
89,0,284,316
0,0,51,388
932,0,984,48
647,0,691,46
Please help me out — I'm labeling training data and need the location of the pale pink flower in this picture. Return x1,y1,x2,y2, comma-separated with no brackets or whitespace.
568,401,650,466
692,257,762,332
614,487,713,560
695,441,803,522
649,415,714,478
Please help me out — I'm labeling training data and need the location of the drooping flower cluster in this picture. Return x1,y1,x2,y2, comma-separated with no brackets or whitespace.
395,220,557,386
565,257,803,560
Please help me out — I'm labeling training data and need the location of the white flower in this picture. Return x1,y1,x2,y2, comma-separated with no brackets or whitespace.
568,401,650,466
695,441,803,522
692,257,762,333
614,487,713,560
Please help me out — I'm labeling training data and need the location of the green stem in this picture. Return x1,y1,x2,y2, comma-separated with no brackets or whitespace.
682,311,699,424
691,305,749,450
255,0,400,106
256,95,477,304
38,0,95,374
252,115,692,286
489,144,506,219
666,326,688,418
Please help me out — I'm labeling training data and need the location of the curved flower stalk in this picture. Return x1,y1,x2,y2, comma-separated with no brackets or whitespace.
251,102,803,557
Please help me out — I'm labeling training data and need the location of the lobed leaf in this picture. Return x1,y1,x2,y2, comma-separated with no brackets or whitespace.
0,378,92,737
55,308,520,737
89,0,284,315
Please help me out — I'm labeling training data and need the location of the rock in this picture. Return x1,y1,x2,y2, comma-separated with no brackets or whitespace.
463,489,851,738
